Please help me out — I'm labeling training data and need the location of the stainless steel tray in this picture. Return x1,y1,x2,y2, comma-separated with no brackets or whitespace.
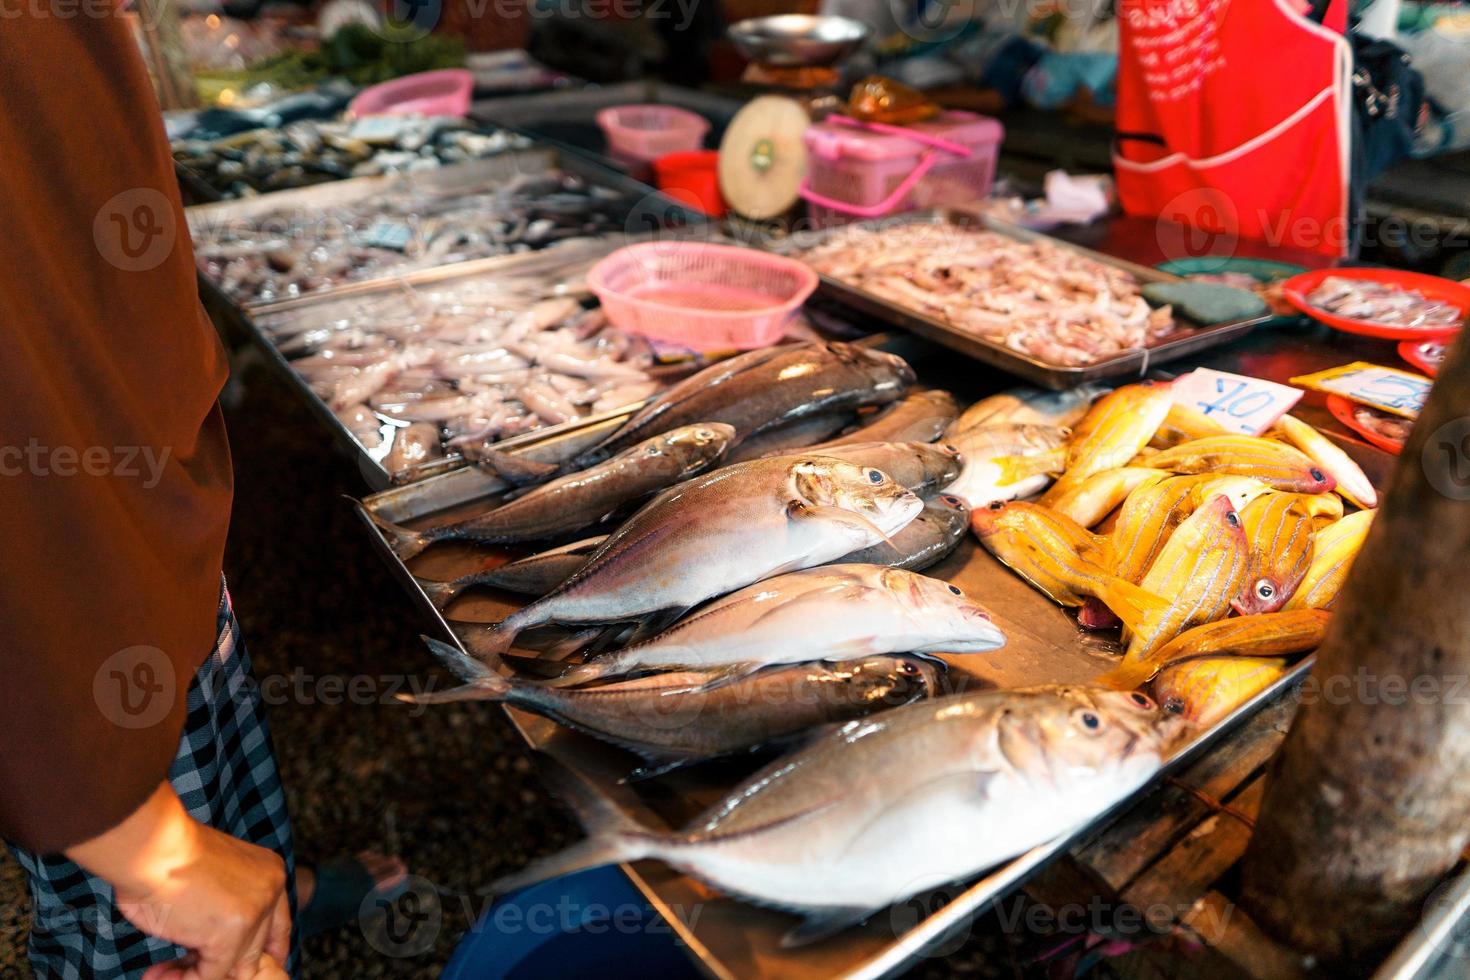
190,147,711,489
188,146,708,313
769,209,1273,391
352,338,1370,978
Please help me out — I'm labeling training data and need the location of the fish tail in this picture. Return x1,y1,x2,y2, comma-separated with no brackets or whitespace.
398,636,512,704
416,577,463,610
1093,660,1159,692
995,447,1067,486
487,758,656,897
1092,577,1169,637
454,617,521,660
368,510,433,561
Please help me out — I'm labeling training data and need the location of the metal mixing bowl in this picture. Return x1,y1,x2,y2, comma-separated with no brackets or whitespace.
728,15,871,68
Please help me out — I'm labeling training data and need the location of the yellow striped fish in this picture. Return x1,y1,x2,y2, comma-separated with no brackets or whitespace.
1124,495,1251,663
1283,509,1375,610
1041,383,1174,505
1273,414,1378,510
1149,402,1228,450
1154,656,1290,726
1144,435,1337,493
970,501,1166,630
1103,474,1212,584
1099,608,1329,690
1234,493,1318,615
1047,467,1168,529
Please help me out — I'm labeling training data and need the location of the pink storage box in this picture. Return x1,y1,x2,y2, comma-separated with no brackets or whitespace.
801,111,1004,228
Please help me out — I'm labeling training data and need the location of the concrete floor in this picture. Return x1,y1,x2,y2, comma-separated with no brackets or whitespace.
0,356,1046,978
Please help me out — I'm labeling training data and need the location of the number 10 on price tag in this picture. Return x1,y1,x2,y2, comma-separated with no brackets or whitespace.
1169,368,1303,435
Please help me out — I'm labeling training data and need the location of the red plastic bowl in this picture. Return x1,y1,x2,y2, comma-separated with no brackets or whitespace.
654,151,725,217
1281,267,1470,339
1327,394,1407,455
349,69,474,118
1398,334,1456,377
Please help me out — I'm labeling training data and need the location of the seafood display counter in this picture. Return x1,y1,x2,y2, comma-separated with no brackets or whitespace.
771,211,1273,390
189,148,710,488
351,329,1397,979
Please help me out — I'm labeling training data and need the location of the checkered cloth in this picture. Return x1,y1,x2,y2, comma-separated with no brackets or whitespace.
6,582,298,978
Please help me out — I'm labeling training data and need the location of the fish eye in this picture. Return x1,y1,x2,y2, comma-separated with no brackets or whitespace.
1130,692,1154,709
1164,698,1186,715
1309,467,1326,482
1226,511,1240,527
947,584,962,595
899,661,919,675
987,500,1005,511
1256,581,1275,599
942,495,961,506
942,443,958,453
866,469,885,484
1079,712,1102,731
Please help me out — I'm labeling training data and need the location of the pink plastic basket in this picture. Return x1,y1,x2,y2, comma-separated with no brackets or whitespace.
587,242,817,351
349,69,474,118
596,105,710,164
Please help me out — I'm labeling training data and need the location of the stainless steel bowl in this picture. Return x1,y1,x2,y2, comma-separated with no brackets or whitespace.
728,15,871,68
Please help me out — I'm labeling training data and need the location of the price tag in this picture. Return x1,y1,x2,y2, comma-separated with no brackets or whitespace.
1290,362,1431,419
356,218,415,252
1169,368,1303,435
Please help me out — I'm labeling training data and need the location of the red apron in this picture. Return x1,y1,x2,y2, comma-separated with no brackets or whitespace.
1114,0,1354,258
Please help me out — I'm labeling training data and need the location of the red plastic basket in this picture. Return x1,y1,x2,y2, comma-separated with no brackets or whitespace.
596,105,710,163
587,242,817,351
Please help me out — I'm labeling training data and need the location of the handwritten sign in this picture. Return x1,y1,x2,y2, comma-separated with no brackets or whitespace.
1170,368,1302,435
1290,362,1432,419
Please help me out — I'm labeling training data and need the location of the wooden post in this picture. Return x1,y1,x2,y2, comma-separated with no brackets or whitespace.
1239,330,1470,962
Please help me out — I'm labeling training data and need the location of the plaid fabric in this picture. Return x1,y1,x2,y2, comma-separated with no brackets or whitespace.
7,582,298,978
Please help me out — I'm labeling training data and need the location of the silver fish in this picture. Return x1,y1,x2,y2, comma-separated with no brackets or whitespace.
726,412,856,464
405,638,938,763
572,342,915,468
418,536,608,608
428,494,969,606
372,424,736,558
804,441,963,497
809,389,959,449
842,495,969,571
493,685,1183,942
550,563,1004,686
469,455,924,655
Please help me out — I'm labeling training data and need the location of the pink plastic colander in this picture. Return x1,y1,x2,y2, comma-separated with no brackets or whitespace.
587,242,817,351
348,69,474,118
596,105,711,163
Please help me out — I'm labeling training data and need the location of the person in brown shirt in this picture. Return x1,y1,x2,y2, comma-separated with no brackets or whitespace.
0,20,401,980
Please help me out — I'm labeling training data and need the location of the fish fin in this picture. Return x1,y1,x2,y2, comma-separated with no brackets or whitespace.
787,501,898,551
449,618,516,659
542,660,615,689
499,651,571,679
487,756,655,897
1090,578,1170,637
416,577,463,610
620,608,691,648
657,663,761,696
470,448,559,486
993,447,1067,485
398,636,512,705
781,907,877,948
367,510,433,561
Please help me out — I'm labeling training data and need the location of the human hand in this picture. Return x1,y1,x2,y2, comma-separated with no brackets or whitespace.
67,783,291,980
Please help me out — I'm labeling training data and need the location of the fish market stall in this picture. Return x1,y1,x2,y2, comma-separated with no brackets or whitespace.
351,315,1412,976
